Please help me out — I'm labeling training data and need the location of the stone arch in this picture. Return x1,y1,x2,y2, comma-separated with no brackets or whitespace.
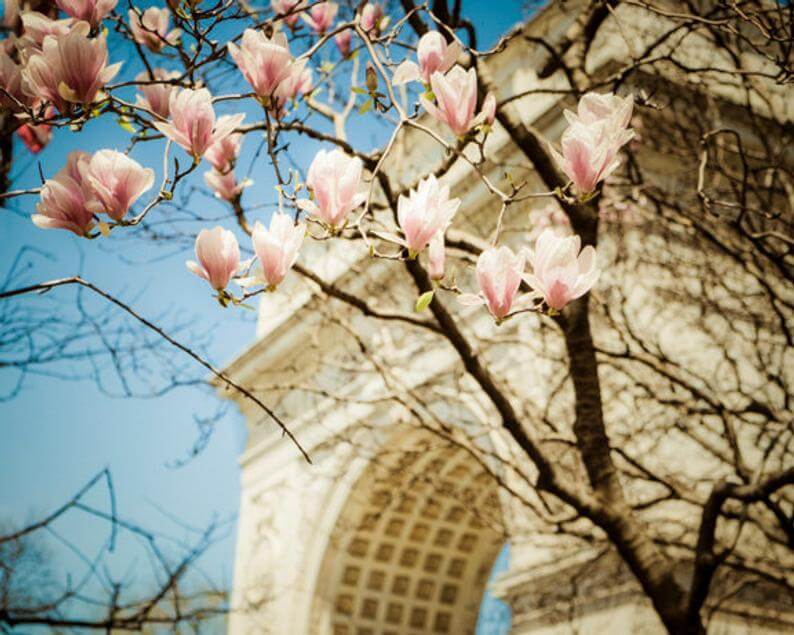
309,429,505,635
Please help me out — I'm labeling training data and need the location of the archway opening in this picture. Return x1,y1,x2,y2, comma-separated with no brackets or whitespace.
311,432,505,635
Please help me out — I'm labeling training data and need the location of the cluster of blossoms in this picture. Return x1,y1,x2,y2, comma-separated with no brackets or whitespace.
14,0,614,322
1,10,120,124
551,92,635,198
269,0,386,37
187,213,304,295
393,31,495,138
461,231,600,320
203,132,249,203
32,150,153,236
0,0,189,156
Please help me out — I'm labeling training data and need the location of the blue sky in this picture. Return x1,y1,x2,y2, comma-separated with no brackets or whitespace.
0,0,530,620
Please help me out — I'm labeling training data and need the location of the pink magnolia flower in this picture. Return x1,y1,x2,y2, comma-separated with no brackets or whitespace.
274,64,312,111
428,231,445,281
459,246,525,321
16,11,73,55
297,148,365,228
250,212,304,289
21,21,121,113
186,227,240,291
17,119,53,153
56,0,117,28
154,87,244,159
334,29,352,58
552,92,634,196
564,91,634,131
79,149,155,221
360,2,383,34
135,68,180,119
271,0,303,27
31,151,95,236
392,30,462,86
228,29,299,103
397,175,460,255
301,0,336,35
204,132,241,172
62,149,91,181
128,7,181,53
421,66,492,137
204,168,246,202
550,121,623,196
524,229,599,311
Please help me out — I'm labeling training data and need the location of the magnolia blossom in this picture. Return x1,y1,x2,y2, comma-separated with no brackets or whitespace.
271,0,302,27
135,68,180,119
334,29,352,58
428,232,445,281
250,213,304,288
301,1,337,35
79,149,154,221
392,30,462,86
56,0,117,28
17,119,53,153
16,11,73,54
460,246,525,321
297,148,365,228
397,175,460,255
551,121,623,196
186,227,240,291
204,133,242,172
564,91,634,130
525,230,599,311
228,29,301,103
274,64,312,111
21,22,121,112
552,92,634,196
360,3,383,34
31,151,94,236
421,66,493,137
204,168,246,202
128,7,181,53
154,87,244,159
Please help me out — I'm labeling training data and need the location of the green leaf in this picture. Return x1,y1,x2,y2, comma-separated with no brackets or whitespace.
358,98,373,114
351,86,368,95
414,290,434,312
117,118,135,133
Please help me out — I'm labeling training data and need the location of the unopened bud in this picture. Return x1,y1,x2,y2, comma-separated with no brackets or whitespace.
365,63,378,94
